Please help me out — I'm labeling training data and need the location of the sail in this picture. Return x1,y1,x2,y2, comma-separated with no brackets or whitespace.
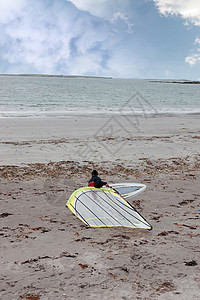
66,187,152,229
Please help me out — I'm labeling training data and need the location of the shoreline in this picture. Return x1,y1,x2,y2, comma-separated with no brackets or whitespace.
0,73,112,79
0,111,200,119
1,74,199,83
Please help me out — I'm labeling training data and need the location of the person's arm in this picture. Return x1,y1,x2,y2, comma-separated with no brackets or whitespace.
98,179,107,188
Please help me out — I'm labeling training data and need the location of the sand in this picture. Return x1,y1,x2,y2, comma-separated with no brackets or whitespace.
0,114,200,165
0,114,200,300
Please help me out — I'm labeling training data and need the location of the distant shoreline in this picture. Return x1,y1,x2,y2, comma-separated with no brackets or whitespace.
1,74,199,83
149,79,200,84
0,73,112,79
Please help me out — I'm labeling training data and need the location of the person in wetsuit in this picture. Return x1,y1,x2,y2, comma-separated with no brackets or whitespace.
88,170,109,188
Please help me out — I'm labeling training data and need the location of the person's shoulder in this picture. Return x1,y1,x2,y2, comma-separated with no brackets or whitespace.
95,176,101,181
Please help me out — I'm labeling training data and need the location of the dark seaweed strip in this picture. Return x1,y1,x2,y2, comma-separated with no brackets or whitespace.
103,191,150,228
80,191,122,226
96,191,137,228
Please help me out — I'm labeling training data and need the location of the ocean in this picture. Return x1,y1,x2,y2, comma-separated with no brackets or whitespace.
0,75,199,118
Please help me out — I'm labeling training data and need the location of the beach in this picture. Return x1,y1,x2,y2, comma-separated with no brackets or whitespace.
0,114,200,300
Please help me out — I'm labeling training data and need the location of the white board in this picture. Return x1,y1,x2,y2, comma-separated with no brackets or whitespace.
109,183,146,199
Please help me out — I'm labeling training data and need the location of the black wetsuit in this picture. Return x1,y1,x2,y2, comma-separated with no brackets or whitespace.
88,175,107,188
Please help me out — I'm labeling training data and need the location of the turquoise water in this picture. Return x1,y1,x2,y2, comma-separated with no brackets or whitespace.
0,75,199,117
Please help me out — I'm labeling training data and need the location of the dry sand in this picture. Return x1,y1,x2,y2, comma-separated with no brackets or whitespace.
0,114,200,300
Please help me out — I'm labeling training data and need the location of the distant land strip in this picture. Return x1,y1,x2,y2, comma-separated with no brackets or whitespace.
0,74,112,79
149,80,200,84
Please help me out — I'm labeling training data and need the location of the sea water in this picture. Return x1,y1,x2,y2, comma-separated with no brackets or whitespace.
0,75,199,117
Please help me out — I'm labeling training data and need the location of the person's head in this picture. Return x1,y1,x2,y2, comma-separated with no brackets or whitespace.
92,169,98,176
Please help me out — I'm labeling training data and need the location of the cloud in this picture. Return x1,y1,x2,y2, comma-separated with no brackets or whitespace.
0,1,109,75
111,12,134,33
67,0,129,19
153,0,200,26
185,53,200,65
153,1,200,66
194,36,200,45
0,0,26,23
67,0,110,18
1,1,74,73
0,0,134,76
68,0,134,33
185,36,200,65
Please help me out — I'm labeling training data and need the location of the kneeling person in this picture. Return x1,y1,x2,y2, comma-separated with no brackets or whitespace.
88,170,109,188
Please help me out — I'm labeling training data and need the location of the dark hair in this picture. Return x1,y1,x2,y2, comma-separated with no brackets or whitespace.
92,170,98,176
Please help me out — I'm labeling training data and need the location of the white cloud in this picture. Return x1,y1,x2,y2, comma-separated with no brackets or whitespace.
185,53,200,65
195,36,200,44
68,0,128,19
153,0,200,26
153,1,200,66
67,0,108,18
1,3,72,73
0,0,26,23
0,0,118,75
185,36,200,66
185,37,200,65
0,0,134,76
68,0,133,33
111,12,134,33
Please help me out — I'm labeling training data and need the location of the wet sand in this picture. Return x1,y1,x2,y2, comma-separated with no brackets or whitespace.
0,115,200,299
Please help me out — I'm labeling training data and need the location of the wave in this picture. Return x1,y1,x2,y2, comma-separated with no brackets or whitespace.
0,107,200,118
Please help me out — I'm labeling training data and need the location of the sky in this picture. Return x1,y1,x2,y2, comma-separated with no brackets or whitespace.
0,0,200,79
